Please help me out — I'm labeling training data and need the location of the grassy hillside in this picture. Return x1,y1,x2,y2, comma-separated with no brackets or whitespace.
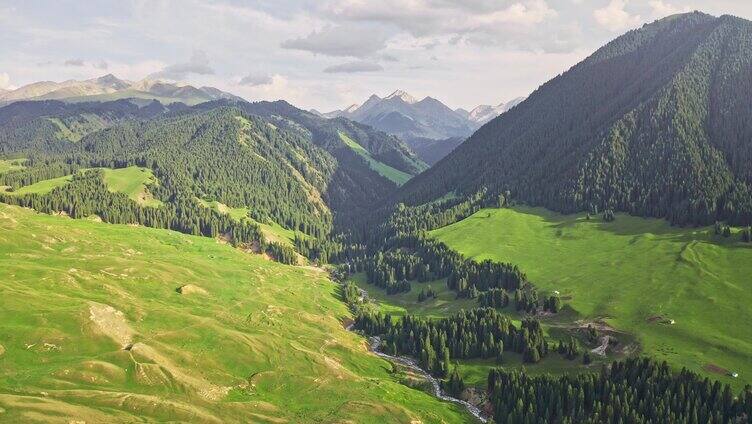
1,167,159,206
0,159,25,174
101,166,161,207
430,206,752,389
5,174,73,195
338,132,412,186
0,204,470,423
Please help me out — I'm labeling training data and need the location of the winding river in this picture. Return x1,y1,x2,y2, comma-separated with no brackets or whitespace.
346,286,489,423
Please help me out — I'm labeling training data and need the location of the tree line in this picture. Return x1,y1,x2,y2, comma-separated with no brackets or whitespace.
487,358,752,423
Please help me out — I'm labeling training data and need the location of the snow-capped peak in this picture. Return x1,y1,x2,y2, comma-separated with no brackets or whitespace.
385,89,417,104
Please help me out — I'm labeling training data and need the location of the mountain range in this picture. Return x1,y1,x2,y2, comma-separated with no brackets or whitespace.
317,91,525,164
0,74,242,106
401,11,752,227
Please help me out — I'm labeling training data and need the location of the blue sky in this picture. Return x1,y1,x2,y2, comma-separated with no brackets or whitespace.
1,0,751,111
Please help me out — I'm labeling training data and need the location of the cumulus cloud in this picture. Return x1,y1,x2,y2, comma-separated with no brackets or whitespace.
239,72,273,86
149,50,214,80
324,60,384,73
64,58,85,66
0,72,13,90
594,0,641,32
281,23,392,57
649,0,691,18
324,0,556,36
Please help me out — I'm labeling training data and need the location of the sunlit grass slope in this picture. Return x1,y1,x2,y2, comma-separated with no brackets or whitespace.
100,166,161,207
1,167,159,207
430,206,752,389
0,204,470,423
338,132,412,186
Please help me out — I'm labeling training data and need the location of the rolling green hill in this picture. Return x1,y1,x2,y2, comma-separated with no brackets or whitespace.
0,204,471,423
430,206,752,389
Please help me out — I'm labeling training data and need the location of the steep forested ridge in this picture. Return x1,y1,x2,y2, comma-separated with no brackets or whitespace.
399,12,752,226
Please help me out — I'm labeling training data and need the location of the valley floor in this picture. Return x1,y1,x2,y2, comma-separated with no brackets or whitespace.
429,206,752,390
0,204,471,423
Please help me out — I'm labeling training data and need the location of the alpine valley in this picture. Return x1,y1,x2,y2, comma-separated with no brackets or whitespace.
1,9,752,424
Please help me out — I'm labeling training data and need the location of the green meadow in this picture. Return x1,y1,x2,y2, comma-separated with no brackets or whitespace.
2,166,159,207
350,272,476,319
0,159,25,174
5,174,74,195
338,132,413,186
101,166,162,207
430,206,752,389
0,204,471,423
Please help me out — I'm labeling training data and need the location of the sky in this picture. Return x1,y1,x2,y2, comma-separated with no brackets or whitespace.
1,0,751,111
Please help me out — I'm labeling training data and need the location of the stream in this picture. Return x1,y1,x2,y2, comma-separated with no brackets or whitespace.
346,286,489,423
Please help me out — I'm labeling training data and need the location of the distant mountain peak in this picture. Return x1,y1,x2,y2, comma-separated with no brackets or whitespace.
385,89,417,104
0,74,241,106
91,74,130,90
344,103,360,113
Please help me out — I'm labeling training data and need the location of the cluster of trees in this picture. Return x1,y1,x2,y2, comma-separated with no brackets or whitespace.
543,294,563,313
443,367,466,398
556,337,581,360
354,308,549,376
476,287,561,314
486,358,752,423
447,259,527,297
417,285,437,302
513,288,541,313
478,288,510,308
265,242,298,265
364,250,431,292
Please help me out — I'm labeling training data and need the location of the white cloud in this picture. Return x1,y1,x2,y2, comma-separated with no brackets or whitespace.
281,23,391,57
239,72,274,86
324,60,384,73
233,74,308,104
649,1,692,18
0,72,14,90
594,0,642,32
148,50,214,80
64,58,85,66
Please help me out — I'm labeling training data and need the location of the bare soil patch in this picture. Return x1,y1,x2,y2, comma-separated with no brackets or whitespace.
176,284,208,295
704,363,729,375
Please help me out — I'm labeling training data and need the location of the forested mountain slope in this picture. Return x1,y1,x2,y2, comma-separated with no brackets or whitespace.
399,12,752,226
0,99,424,244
